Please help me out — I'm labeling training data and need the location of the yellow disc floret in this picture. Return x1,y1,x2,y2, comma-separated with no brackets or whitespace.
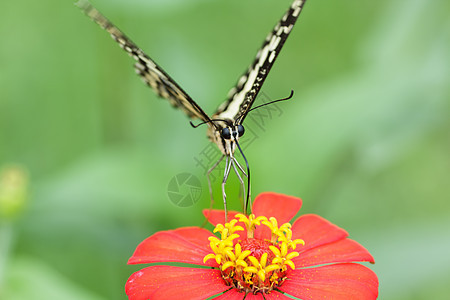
204,214,305,295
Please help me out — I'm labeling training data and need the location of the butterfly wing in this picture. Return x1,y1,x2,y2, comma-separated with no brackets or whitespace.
214,0,306,123
77,0,212,122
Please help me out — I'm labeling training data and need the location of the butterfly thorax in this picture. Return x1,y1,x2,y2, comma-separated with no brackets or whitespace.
207,119,245,156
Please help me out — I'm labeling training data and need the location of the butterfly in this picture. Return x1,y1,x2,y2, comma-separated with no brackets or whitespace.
77,0,307,217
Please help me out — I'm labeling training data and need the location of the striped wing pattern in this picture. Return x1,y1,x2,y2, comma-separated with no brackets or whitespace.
77,0,307,218
214,0,306,123
77,0,212,122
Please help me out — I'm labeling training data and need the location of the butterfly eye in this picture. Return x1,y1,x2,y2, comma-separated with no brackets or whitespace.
237,125,245,137
221,127,231,139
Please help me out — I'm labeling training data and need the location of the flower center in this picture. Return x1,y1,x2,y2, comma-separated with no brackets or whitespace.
204,214,305,295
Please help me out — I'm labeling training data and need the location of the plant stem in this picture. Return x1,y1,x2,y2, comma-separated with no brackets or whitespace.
0,220,13,296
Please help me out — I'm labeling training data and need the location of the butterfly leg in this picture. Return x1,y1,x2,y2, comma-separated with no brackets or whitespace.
222,155,233,222
203,155,225,225
232,158,251,215
231,160,244,203
231,158,248,214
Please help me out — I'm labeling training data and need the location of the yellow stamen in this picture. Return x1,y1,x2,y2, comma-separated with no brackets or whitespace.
236,214,267,238
203,214,305,294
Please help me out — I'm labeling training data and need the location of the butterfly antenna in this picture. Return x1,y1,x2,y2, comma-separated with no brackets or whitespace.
190,118,229,129
235,140,251,215
236,90,294,124
189,121,206,128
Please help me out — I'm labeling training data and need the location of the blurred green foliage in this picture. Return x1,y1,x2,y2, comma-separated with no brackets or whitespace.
1,0,449,299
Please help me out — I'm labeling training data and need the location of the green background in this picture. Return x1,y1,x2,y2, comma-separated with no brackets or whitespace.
1,0,449,299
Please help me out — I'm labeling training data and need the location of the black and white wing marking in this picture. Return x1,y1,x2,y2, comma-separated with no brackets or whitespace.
76,0,212,123
215,0,306,123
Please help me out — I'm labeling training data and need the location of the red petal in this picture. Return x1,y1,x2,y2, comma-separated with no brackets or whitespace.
280,263,379,299
253,192,302,240
293,238,375,268
128,227,216,267
253,192,302,222
172,227,214,248
291,214,348,252
202,193,301,228
263,291,293,299
126,266,227,300
203,209,240,226
212,290,290,299
211,289,244,300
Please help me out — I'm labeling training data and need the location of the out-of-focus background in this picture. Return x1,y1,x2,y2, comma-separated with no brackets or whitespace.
1,0,449,299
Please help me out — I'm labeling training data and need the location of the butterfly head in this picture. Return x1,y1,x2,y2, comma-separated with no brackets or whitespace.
206,120,245,156
221,125,245,141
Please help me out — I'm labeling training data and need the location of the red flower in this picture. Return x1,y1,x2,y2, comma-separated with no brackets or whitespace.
126,192,379,299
